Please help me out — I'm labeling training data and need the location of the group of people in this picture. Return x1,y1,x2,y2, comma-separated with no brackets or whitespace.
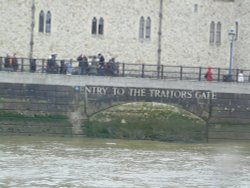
75,53,119,76
96,53,118,76
2,52,119,76
76,54,89,75
45,53,119,76
46,54,60,74
205,66,245,82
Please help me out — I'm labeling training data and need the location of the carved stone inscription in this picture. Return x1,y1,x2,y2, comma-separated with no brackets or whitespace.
86,86,216,100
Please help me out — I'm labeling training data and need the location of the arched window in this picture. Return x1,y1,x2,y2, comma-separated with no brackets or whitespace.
209,21,215,44
39,10,44,33
91,17,97,35
145,17,151,39
45,11,51,33
139,16,145,39
235,21,239,40
98,17,104,35
216,22,221,44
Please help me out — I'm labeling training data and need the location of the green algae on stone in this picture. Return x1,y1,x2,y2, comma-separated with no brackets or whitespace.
85,102,207,142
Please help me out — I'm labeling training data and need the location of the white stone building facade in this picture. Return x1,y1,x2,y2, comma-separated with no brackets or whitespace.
0,0,249,69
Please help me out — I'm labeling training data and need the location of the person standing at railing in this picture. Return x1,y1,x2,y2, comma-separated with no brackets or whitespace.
66,60,72,75
205,66,213,81
46,55,52,73
237,70,244,82
30,58,36,73
98,53,105,67
46,54,58,73
77,54,84,75
107,58,115,76
8,55,13,68
83,55,88,75
60,60,66,74
4,54,10,68
12,53,18,72
98,53,105,75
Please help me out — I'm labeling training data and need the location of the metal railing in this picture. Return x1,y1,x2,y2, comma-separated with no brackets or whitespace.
0,56,250,83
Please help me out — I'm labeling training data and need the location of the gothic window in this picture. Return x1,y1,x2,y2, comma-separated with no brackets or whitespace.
145,17,151,39
92,17,97,35
98,17,104,35
45,11,51,33
235,21,239,40
216,22,221,44
209,21,215,44
39,10,44,33
139,16,145,39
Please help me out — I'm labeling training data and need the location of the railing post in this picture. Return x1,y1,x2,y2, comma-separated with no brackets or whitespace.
0,57,2,71
236,68,239,82
198,67,202,81
217,68,221,82
141,64,144,78
122,63,125,77
157,65,160,79
180,66,183,80
161,65,164,79
21,58,24,72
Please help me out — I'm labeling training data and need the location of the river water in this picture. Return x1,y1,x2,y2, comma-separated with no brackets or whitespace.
0,136,250,188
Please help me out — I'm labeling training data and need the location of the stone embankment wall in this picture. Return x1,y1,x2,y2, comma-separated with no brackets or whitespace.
0,82,208,142
1,72,250,141
0,83,84,136
209,92,250,141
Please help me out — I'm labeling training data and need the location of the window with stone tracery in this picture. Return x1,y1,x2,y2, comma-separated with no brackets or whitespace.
39,10,44,33
216,22,221,44
139,16,151,40
145,17,151,39
209,21,215,44
98,18,104,35
235,21,239,40
209,21,221,45
139,16,145,39
91,17,104,36
92,17,97,35
45,11,51,33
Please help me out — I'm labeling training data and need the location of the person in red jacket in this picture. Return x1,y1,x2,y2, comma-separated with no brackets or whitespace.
205,66,213,81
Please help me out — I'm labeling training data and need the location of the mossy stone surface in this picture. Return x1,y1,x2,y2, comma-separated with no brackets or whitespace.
85,102,207,142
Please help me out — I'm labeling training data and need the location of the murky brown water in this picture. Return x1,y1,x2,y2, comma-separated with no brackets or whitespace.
0,136,250,188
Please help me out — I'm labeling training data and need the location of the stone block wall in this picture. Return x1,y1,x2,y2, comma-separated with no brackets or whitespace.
0,83,82,135
2,0,249,69
211,92,250,123
0,83,79,114
209,92,250,141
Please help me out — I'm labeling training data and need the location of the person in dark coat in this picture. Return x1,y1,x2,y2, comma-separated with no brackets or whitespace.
4,54,10,68
12,53,18,71
77,54,84,75
60,60,66,74
98,53,105,75
30,58,36,72
82,55,89,74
